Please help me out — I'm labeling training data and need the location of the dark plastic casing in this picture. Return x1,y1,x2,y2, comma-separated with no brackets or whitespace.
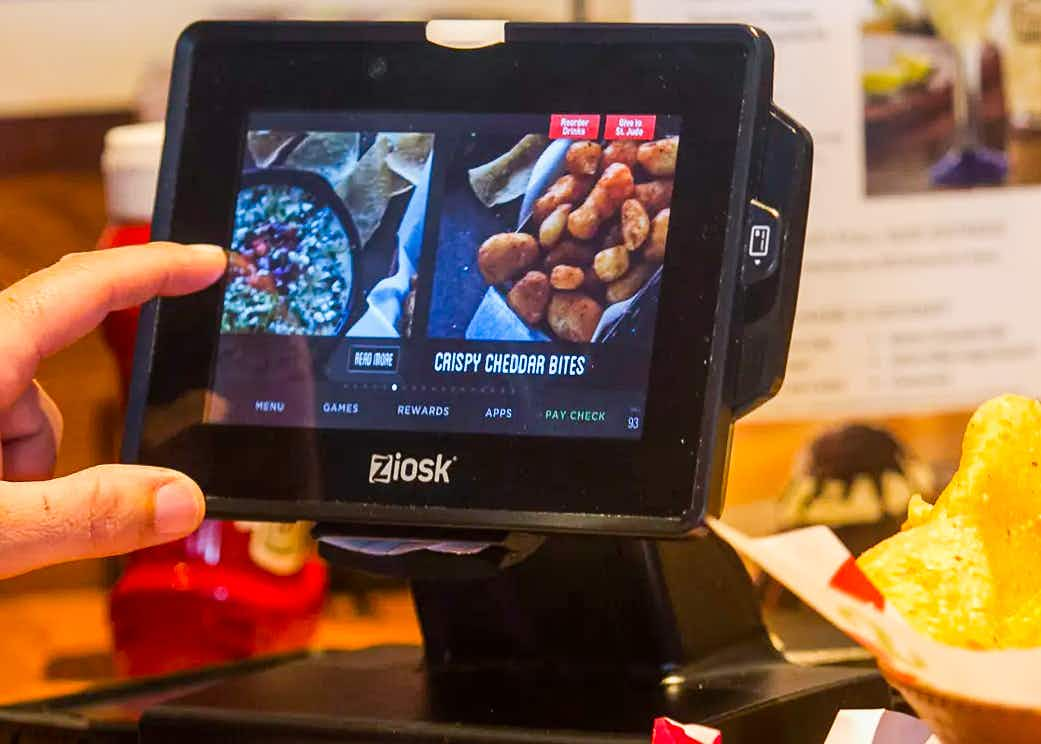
122,21,811,538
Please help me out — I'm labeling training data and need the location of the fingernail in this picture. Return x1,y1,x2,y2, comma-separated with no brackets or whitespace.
188,243,226,258
154,480,204,536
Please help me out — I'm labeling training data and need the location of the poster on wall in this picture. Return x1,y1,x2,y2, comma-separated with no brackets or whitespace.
634,0,1041,421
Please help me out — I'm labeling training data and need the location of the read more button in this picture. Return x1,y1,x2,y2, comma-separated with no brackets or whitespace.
543,407,607,425
348,345,399,373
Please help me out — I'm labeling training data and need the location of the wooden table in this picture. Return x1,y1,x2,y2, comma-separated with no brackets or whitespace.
0,588,421,706
0,141,976,715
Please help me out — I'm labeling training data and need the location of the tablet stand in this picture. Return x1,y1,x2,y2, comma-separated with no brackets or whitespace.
137,530,889,744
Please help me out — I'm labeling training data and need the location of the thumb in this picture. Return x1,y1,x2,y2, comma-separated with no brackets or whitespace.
0,464,205,579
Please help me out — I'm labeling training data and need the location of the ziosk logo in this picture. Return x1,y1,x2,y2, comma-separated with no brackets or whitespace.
368,453,456,484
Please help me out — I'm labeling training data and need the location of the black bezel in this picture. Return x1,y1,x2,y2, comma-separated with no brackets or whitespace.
123,21,776,537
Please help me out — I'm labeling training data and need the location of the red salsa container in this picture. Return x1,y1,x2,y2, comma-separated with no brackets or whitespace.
100,122,328,676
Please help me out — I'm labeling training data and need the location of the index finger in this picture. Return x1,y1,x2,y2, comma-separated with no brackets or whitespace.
0,242,226,409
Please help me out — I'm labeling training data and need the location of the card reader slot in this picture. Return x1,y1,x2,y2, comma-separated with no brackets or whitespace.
729,108,813,417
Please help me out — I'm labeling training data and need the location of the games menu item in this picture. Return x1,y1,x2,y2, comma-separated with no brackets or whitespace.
123,21,811,536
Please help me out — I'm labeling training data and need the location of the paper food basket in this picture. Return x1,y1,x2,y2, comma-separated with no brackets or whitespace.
706,518,1041,744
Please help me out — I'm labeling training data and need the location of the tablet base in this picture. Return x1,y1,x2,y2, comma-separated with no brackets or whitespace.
138,645,887,743
138,532,890,743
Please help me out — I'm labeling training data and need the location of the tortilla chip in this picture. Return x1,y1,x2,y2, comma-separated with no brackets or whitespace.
858,394,1041,649
859,514,999,648
339,134,414,246
469,134,550,208
384,133,434,184
248,131,297,168
285,132,360,186
1004,590,1041,647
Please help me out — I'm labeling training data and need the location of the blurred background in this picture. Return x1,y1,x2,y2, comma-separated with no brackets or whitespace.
1,0,1040,704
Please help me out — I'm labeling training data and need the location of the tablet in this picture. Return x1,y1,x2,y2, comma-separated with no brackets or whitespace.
123,21,811,536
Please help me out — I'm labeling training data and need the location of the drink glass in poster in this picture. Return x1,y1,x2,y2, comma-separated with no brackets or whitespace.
920,0,1006,186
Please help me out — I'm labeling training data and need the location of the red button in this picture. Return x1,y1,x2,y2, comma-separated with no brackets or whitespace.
548,114,601,140
604,114,656,140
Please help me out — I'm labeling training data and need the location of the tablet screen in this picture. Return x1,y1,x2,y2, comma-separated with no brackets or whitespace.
207,111,680,440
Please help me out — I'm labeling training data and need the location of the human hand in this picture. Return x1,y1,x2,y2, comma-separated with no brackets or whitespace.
0,243,226,578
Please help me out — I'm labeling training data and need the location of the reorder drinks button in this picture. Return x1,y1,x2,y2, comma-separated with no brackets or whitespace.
549,114,601,139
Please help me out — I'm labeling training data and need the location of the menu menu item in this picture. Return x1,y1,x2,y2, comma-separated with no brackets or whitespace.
222,184,353,336
857,394,1041,649
472,135,676,344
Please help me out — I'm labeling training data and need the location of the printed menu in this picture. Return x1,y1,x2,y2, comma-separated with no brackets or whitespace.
635,0,1041,420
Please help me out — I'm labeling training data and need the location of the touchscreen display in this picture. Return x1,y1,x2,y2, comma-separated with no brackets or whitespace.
207,112,680,440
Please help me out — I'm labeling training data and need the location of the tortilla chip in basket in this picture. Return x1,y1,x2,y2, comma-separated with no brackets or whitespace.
858,394,1041,650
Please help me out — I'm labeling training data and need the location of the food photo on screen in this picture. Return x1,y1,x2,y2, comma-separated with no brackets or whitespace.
426,115,677,347
206,127,435,427
221,130,435,339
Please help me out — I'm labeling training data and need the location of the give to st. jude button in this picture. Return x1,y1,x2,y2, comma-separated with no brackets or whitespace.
604,114,656,140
